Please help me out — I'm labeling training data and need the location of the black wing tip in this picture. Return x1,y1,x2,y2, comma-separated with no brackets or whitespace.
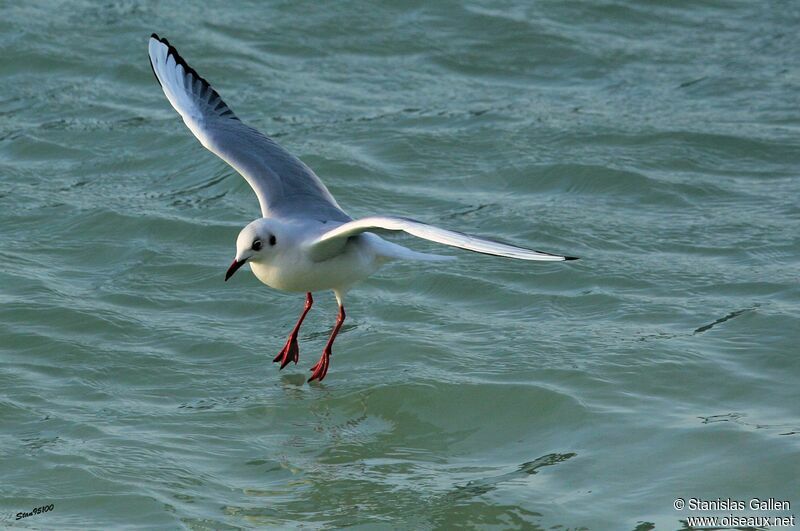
149,34,200,83
150,33,173,51
564,256,579,261
150,33,174,48
147,33,239,120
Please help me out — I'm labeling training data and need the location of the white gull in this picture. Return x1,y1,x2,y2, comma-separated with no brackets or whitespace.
147,34,577,382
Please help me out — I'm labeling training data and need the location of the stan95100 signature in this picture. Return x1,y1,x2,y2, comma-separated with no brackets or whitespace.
16,503,54,520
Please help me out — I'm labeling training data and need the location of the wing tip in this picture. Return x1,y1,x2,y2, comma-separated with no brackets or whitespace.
147,34,164,88
147,33,239,121
528,249,579,261
148,33,197,81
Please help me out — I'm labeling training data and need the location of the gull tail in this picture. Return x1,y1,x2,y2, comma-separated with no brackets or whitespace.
369,235,456,262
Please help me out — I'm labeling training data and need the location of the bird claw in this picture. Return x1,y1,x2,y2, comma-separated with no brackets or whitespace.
273,336,299,369
307,349,331,382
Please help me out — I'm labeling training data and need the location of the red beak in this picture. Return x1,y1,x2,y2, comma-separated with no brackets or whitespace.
225,258,246,281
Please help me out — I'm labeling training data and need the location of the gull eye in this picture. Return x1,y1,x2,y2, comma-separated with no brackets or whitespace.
269,234,277,246
252,239,263,251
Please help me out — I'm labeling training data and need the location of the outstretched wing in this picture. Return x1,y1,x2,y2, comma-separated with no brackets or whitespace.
147,34,350,222
309,216,578,261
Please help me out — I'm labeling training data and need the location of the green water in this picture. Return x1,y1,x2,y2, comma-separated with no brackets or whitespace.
2,1,799,529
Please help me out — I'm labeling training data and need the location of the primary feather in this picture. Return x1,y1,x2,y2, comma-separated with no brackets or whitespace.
310,216,578,262
147,34,349,223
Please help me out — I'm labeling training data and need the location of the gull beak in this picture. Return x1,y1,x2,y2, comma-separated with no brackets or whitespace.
225,258,246,281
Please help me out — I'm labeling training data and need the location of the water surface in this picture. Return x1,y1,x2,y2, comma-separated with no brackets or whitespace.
1,1,799,529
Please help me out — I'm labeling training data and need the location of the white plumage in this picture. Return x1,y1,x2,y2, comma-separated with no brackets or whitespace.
148,34,577,382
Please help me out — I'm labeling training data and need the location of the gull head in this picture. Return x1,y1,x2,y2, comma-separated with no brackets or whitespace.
225,219,280,281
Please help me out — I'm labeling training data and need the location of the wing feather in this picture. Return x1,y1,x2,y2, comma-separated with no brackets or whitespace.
147,34,349,222
310,216,578,262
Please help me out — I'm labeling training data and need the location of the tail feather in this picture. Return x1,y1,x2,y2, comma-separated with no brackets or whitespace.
368,234,455,262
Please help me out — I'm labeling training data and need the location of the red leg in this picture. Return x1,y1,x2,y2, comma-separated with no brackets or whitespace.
274,292,313,369
308,304,345,383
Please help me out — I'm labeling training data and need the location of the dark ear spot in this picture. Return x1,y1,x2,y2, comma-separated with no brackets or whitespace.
269,234,277,246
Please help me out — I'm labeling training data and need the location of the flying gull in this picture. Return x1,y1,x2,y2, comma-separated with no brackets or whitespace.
147,34,577,382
